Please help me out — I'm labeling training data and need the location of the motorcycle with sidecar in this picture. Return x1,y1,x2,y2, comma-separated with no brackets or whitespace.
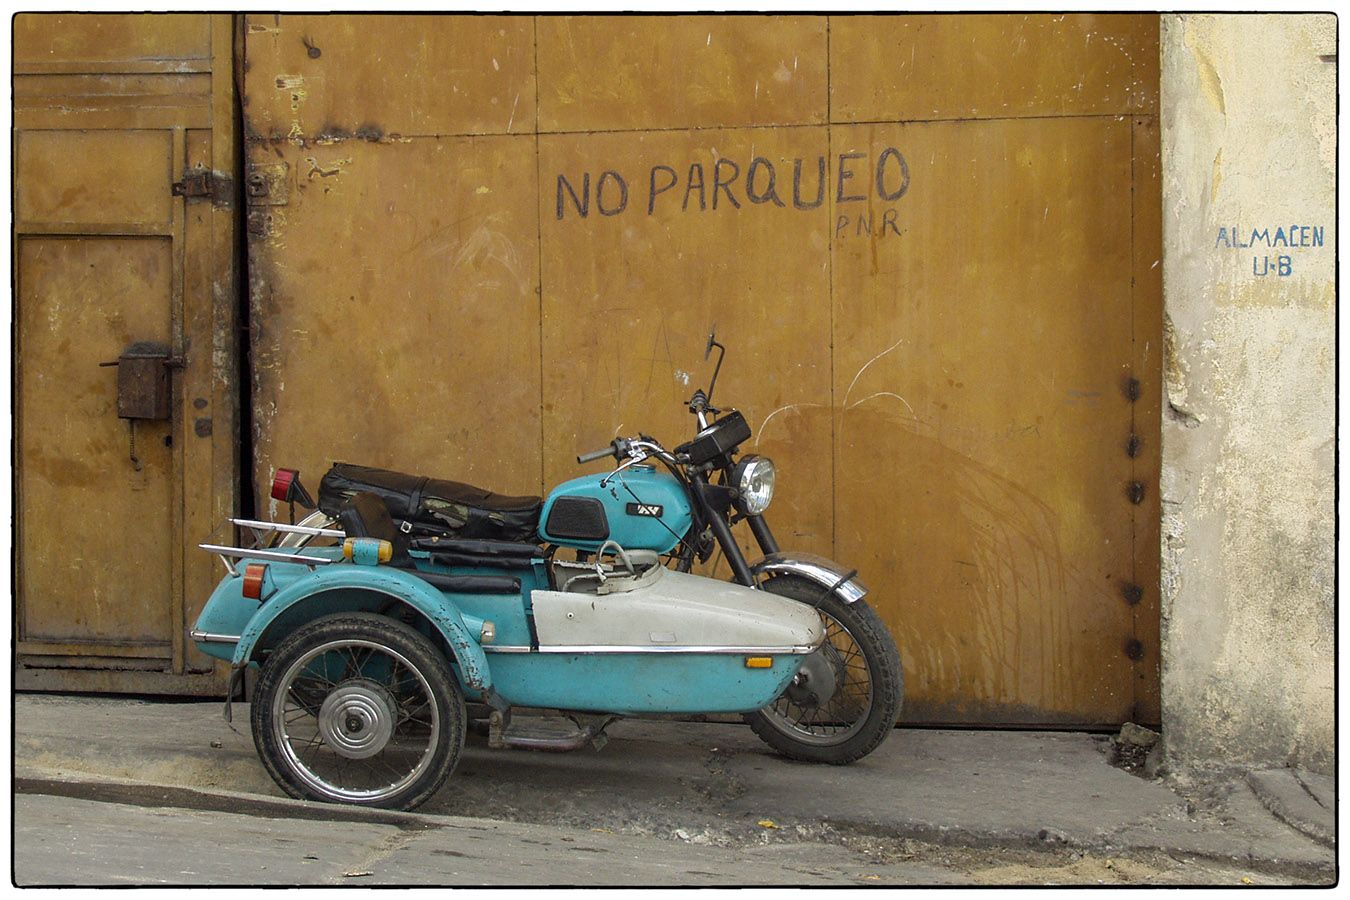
192,335,903,810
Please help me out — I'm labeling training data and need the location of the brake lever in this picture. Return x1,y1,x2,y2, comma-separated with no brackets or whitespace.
600,453,645,488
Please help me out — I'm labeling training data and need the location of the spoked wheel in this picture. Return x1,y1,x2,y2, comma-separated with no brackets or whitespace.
745,576,903,764
251,612,464,810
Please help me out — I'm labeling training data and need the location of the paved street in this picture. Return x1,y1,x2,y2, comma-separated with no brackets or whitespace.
13,793,1311,887
13,695,1336,886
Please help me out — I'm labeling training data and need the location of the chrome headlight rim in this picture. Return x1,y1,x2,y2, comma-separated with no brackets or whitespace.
733,455,775,516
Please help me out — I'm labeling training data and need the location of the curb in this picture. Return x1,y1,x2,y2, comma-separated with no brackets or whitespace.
1247,769,1336,849
14,774,447,832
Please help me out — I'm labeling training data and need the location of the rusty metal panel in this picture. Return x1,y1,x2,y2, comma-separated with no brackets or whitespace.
242,14,536,139
831,14,1159,122
13,13,211,72
537,127,836,562
17,237,176,646
16,130,174,228
831,117,1140,725
246,135,543,502
241,14,1161,726
537,15,828,132
1130,116,1163,725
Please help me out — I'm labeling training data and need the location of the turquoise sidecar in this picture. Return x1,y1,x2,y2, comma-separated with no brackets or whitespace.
192,497,823,810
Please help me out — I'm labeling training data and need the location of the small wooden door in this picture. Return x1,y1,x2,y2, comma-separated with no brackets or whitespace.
14,13,239,693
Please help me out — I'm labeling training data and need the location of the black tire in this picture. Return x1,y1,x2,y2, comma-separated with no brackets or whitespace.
745,575,903,764
251,612,464,810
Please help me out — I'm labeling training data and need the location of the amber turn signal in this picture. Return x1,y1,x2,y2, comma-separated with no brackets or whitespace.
744,657,773,669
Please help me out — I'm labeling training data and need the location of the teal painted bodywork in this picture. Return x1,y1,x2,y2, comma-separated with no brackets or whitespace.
191,512,812,716
194,551,496,691
482,651,801,714
237,566,491,689
539,465,693,554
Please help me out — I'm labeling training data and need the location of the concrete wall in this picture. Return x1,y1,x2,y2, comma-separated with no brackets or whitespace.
1159,14,1335,773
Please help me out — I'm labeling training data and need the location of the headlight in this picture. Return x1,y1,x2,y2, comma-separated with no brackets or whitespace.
733,455,775,515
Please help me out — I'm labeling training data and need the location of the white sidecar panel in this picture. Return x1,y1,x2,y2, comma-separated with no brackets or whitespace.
531,570,823,653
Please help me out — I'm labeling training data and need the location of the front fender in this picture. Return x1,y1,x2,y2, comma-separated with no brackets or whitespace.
750,551,868,604
230,566,492,691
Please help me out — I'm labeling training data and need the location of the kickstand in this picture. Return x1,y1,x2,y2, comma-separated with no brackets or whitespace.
223,666,245,724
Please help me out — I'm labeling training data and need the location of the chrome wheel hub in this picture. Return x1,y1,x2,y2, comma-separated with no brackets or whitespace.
786,646,840,708
318,680,395,759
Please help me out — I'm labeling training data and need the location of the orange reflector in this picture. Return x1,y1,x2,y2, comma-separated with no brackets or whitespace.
745,657,773,669
242,563,267,600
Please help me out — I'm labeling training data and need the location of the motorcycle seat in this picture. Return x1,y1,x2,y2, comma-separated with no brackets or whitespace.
320,462,542,543
339,491,522,594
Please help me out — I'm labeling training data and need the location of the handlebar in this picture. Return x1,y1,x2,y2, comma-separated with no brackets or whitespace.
577,443,616,464
578,436,685,468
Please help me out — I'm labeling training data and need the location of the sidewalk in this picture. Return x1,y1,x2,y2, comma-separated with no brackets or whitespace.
13,695,1335,881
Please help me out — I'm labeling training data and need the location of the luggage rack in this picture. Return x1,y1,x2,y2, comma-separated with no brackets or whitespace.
200,517,346,575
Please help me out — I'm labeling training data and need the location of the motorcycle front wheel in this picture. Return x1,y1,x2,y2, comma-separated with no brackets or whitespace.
745,575,903,764
251,612,465,810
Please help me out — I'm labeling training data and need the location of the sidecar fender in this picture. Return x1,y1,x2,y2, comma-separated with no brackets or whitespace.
230,567,492,691
750,552,868,604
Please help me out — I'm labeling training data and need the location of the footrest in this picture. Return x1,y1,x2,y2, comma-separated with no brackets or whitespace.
487,711,608,752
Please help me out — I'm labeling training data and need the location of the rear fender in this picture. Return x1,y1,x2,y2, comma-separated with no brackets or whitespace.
230,567,492,691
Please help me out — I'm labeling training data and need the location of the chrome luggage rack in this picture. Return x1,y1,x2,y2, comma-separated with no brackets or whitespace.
200,517,346,575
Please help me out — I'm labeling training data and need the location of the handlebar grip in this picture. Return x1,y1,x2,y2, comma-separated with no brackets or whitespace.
577,444,615,464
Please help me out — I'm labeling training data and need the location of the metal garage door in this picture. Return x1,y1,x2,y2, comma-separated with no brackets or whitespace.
237,13,1160,725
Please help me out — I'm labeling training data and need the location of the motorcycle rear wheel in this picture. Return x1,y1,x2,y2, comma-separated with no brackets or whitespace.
251,612,464,810
745,575,903,764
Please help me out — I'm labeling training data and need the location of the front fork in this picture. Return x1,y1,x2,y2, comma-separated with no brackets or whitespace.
690,474,777,586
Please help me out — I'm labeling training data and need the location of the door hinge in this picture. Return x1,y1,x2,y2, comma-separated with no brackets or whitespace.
172,168,233,205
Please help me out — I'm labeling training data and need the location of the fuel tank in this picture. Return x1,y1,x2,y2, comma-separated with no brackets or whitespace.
538,465,693,553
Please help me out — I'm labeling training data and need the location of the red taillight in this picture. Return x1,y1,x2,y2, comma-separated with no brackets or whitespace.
270,467,315,509
242,563,267,600
271,468,298,502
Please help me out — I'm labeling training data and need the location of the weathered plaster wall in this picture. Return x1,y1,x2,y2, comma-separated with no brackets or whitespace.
1159,14,1335,772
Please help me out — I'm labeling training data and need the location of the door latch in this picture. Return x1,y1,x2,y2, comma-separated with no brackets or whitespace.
99,341,185,470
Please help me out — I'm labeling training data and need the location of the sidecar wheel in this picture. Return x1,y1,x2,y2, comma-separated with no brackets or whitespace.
745,576,903,765
251,612,464,810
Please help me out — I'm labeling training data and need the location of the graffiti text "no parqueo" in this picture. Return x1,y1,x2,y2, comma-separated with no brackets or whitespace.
554,149,911,238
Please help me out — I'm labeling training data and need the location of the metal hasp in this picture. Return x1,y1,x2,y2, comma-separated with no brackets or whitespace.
99,341,184,420
171,167,232,205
